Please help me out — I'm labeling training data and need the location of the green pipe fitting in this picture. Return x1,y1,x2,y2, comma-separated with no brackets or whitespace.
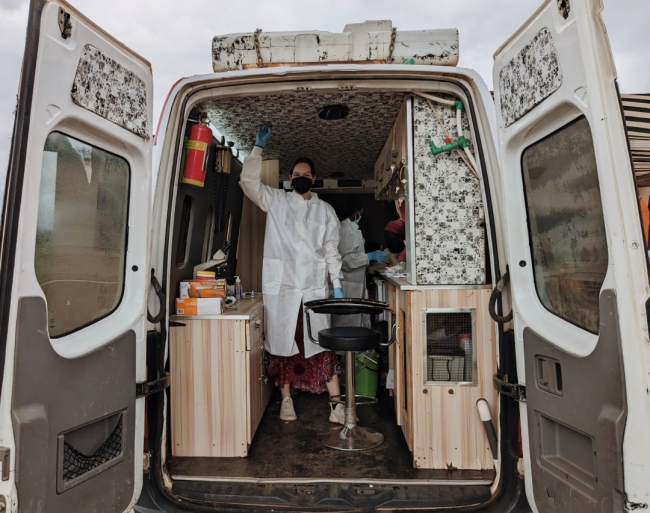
454,99,464,110
429,135,467,155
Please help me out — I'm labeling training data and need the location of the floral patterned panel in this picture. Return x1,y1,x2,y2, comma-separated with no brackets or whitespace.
498,27,563,128
71,44,149,139
198,91,405,181
412,94,486,285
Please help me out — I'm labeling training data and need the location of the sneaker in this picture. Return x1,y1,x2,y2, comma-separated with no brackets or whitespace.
280,397,297,421
329,402,345,424
329,402,358,425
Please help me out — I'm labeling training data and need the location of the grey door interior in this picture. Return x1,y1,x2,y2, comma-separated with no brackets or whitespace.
523,290,627,512
11,297,135,512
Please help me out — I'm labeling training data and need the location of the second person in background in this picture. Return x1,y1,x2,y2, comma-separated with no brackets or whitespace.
332,198,388,328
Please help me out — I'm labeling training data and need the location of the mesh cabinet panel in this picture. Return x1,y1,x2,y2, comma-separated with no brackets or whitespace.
425,309,476,384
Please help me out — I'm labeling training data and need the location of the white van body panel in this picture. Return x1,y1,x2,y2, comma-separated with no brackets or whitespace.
1,0,153,510
494,0,650,509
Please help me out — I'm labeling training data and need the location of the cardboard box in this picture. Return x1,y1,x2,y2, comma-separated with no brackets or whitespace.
176,298,223,316
180,280,226,299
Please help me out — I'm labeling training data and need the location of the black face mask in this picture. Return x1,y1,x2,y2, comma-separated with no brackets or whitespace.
292,176,313,194
387,239,405,254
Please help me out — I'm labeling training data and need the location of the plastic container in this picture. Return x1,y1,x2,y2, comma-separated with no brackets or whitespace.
355,351,380,397
196,271,216,281
460,333,472,382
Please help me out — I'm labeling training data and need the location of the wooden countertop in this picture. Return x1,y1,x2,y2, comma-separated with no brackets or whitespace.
381,275,493,291
170,294,263,321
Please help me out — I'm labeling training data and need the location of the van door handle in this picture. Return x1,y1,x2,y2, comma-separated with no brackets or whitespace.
147,269,166,324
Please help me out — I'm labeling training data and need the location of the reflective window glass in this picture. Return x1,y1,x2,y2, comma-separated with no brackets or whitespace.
521,116,608,334
35,132,130,337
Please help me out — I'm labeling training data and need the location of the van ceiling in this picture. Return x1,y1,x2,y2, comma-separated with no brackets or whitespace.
197,91,405,181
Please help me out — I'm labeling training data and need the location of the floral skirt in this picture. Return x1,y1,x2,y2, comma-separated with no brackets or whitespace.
266,305,341,394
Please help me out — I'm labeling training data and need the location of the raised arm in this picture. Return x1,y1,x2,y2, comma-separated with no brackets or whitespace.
239,125,276,212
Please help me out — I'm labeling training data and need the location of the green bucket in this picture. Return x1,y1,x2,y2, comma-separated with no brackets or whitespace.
355,352,380,397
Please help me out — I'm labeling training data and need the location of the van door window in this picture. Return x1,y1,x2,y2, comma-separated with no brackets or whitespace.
521,116,608,334
35,131,130,337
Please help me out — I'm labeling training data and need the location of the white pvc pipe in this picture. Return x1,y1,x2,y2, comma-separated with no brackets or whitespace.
464,147,479,173
414,91,455,106
417,91,480,179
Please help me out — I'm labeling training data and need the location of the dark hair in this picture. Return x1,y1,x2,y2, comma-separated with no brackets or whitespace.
291,157,315,177
334,197,362,221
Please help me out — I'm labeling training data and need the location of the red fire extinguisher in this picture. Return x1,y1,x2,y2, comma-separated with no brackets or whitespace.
181,122,212,187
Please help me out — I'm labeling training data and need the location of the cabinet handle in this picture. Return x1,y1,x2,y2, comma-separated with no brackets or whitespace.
253,320,261,329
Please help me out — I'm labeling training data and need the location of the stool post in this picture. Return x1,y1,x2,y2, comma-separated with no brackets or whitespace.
345,351,357,428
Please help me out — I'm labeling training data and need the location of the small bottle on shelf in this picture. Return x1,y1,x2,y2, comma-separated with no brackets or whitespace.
234,276,242,300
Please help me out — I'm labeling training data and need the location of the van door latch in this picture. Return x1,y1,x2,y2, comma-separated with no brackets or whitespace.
136,373,171,398
493,374,526,402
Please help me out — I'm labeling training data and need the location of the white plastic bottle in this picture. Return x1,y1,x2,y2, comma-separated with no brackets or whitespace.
234,276,242,300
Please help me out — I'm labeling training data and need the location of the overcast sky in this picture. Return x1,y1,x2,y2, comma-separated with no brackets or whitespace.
1,0,649,175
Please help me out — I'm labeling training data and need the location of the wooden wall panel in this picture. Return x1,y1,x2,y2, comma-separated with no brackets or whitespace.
408,288,497,470
236,160,279,292
171,319,248,457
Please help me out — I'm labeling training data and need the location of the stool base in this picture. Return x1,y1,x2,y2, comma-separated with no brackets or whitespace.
317,424,384,452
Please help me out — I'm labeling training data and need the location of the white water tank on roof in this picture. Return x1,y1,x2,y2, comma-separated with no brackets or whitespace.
212,20,459,72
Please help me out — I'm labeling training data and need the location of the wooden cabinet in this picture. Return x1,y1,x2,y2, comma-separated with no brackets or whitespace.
386,279,498,470
170,297,272,457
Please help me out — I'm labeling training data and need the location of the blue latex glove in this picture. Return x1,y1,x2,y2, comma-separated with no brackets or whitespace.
334,287,345,299
255,124,272,148
367,250,388,264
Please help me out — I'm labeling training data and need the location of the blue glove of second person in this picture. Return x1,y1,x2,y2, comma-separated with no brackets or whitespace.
255,124,272,148
334,287,345,299
367,250,388,264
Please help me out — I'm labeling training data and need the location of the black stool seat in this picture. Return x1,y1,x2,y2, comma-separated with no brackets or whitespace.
318,327,380,352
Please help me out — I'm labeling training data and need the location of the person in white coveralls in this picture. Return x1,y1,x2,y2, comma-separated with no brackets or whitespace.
239,124,348,424
331,198,388,329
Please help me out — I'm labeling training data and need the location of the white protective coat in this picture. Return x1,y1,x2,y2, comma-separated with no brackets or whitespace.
240,147,343,357
332,219,371,329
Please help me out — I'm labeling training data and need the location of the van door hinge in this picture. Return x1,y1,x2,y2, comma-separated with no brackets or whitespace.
136,373,170,398
493,374,526,402
0,447,9,481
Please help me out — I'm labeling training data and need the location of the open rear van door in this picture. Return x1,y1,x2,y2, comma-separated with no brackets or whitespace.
493,0,650,511
0,0,152,511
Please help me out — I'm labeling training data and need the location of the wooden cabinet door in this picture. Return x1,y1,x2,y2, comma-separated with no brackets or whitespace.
247,337,265,444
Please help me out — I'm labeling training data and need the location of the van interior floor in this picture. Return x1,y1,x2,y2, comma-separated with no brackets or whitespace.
167,390,496,483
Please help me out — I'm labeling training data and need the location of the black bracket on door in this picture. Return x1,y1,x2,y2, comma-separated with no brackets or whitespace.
147,269,166,324
136,373,170,398
493,374,526,402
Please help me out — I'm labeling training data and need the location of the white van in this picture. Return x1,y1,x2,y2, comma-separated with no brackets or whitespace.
3,0,650,511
